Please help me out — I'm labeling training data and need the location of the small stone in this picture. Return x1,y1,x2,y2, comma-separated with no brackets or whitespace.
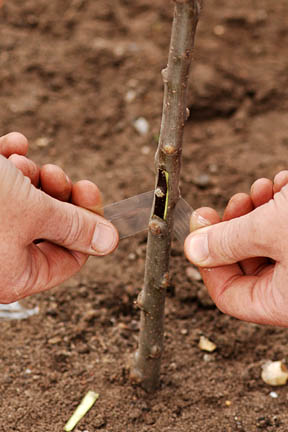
141,145,151,155
35,137,51,148
180,328,188,335
213,25,225,36
133,117,149,135
76,343,90,354
186,266,202,281
261,361,288,386
269,391,278,398
203,354,213,362
225,400,232,407
198,335,217,352
197,284,214,307
48,336,61,345
128,252,136,261
128,79,138,88
209,163,218,174
193,173,211,188
125,89,136,103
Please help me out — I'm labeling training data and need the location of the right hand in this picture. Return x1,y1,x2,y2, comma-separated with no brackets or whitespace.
184,171,288,327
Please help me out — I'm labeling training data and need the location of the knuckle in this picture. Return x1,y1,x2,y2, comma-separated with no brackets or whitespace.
61,206,83,247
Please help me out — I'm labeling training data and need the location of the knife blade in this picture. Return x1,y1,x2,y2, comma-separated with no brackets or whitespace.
103,190,193,244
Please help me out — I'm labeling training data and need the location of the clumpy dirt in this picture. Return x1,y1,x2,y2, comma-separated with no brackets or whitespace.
1,0,288,431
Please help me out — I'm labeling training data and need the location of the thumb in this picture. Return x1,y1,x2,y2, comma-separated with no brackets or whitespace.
184,204,278,267
34,190,119,256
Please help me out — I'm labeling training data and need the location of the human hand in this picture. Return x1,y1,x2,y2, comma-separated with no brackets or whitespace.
0,132,118,303
184,171,288,327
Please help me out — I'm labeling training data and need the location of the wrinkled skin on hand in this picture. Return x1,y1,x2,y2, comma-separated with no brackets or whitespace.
185,172,288,327
0,132,118,303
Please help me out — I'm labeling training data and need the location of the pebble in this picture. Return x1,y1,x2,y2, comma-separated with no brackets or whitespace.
193,173,211,188
197,284,214,307
128,252,137,261
213,25,225,36
261,360,288,386
269,392,278,399
141,145,151,155
133,117,149,135
199,335,217,352
125,89,136,103
48,336,62,345
203,354,213,362
209,163,218,173
35,137,51,148
186,266,202,281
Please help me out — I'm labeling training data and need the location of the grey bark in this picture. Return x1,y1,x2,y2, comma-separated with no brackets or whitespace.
131,0,201,392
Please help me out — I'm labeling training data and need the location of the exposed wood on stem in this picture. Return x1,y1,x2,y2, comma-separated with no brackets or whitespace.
131,0,201,392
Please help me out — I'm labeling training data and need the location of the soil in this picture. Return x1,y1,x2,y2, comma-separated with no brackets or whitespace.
1,0,288,431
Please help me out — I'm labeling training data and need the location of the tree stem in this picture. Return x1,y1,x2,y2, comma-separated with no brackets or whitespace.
131,0,201,392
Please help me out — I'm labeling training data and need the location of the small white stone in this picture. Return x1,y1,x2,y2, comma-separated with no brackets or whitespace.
186,266,202,281
128,253,136,261
133,117,149,135
203,354,213,362
198,335,217,352
35,137,51,148
214,25,225,36
125,90,136,103
113,45,125,57
269,391,278,398
261,360,288,386
141,145,151,155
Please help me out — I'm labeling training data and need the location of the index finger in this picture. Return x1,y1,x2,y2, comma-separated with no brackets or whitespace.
0,132,28,157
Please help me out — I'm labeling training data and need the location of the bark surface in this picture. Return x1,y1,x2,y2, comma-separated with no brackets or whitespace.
131,0,201,392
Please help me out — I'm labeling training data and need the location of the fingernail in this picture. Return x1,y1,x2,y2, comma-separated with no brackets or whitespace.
190,211,211,232
92,223,116,255
185,232,209,265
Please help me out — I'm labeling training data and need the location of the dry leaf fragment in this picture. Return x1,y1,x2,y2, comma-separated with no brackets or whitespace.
64,391,99,431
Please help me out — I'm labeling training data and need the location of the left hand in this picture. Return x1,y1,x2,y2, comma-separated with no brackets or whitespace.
0,132,118,303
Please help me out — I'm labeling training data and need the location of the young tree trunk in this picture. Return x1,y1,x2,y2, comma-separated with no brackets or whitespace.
131,0,201,392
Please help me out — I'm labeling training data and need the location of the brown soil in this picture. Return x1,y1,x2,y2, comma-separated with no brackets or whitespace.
1,0,288,431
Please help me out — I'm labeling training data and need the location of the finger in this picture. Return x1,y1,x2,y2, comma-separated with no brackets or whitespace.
184,195,281,267
0,132,28,157
188,207,243,290
222,192,269,275
190,206,220,231
71,180,103,215
273,170,288,194
40,164,72,202
250,178,273,207
14,242,89,300
29,187,119,256
202,264,277,325
8,154,40,187
222,193,253,221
